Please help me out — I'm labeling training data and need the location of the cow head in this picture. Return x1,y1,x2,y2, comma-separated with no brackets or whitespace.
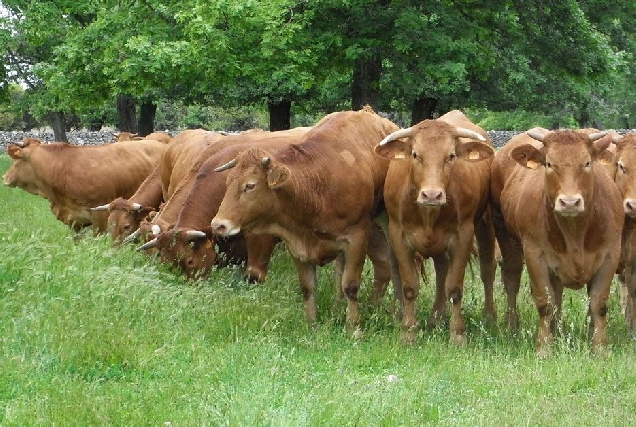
375,120,493,206
91,197,156,244
513,129,611,217
3,138,44,196
610,133,636,218
210,147,283,237
138,227,218,278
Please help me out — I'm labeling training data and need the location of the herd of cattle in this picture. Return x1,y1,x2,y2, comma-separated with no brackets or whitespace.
3,106,636,356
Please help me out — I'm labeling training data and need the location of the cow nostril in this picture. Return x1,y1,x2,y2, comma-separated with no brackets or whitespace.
215,224,226,234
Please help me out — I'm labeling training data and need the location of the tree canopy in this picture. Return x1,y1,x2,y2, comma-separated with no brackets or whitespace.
0,0,634,134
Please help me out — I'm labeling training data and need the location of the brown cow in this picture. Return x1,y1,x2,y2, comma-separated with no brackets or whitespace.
114,131,172,144
210,108,400,333
92,129,226,244
375,110,496,344
3,137,168,232
490,129,623,356
602,132,636,332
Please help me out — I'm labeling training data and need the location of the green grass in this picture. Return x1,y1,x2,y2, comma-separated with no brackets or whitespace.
1,154,636,425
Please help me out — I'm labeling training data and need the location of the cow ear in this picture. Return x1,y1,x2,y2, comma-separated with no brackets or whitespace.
7,145,23,159
511,144,545,169
267,165,290,189
456,141,495,162
374,139,412,160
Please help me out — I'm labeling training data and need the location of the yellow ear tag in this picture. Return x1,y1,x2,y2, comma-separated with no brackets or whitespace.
600,158,611,166
526,159,539,169
468,151,480,160
394,153,406,159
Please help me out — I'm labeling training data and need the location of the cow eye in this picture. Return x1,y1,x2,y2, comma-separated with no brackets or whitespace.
619,163,627,174
243,182,256,192
448,153,456,162
584,160,591,168
411,151,417,160
546,161,552,169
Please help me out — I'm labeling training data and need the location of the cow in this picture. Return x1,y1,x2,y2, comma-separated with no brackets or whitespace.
490,129,623,356
129,127,313,247
374,110,496,344
136,141,289,281
210,107,401,334
3,137,168,232
91,129,226,244
114,131,172,144
600,132,636,332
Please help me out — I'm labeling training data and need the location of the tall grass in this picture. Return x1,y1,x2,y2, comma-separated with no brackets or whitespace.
1,155,635,425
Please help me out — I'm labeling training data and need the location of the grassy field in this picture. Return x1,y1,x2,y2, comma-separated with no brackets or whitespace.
1,154,636,426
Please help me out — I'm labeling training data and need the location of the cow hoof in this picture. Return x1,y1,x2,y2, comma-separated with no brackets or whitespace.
591,345,611,358
449,332,466,346
504,312,520,333
346,327,363,340
400,328,417,344
535,345,552,358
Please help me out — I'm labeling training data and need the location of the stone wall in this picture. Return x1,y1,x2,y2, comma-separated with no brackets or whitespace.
1,129,633,153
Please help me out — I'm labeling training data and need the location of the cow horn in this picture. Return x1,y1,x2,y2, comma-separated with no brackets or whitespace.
90,203,110,211
526,128,550,142
588,131,608,141
131,202,142,211
137,238,158,251
455,127,486,142
185,230,207,241
122,228,141,244
214,158,237,172
13,140,25,147
261,157,270,167
378,127,416,146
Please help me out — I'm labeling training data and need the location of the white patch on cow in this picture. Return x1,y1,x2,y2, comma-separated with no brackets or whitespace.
340,150,355,166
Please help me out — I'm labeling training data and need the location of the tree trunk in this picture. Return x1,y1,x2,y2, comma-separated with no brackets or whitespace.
116,94,138,132
268,98,291,131
410,97,439,125
351,55,382,111
48,111,68,142
138,100,157,136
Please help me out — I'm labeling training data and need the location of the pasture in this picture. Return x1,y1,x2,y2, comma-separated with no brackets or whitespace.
1,154,636,425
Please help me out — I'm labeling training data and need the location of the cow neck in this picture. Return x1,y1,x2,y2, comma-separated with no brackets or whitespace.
176,168,227,230
543,178,596,254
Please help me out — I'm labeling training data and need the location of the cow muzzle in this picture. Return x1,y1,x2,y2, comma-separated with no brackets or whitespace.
417,188,446,206
624,198,636,218
210,218,241,237
554,194,584,216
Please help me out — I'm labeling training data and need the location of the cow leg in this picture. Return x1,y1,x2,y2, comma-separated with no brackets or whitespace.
586,268,613,355
492,204,524,331
341,225,371,337
333,253,345,299
624,261,636,333
551,277,564,336
475,212,497,324
387,221,420,342
374,213,404,316
428,254,449,329
523,245,554,357
366,222,392,304
444,222,475,345
244,233,278,283
292,257,318,325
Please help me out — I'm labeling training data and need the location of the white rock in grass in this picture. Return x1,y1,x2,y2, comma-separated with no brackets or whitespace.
386,374,399,383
